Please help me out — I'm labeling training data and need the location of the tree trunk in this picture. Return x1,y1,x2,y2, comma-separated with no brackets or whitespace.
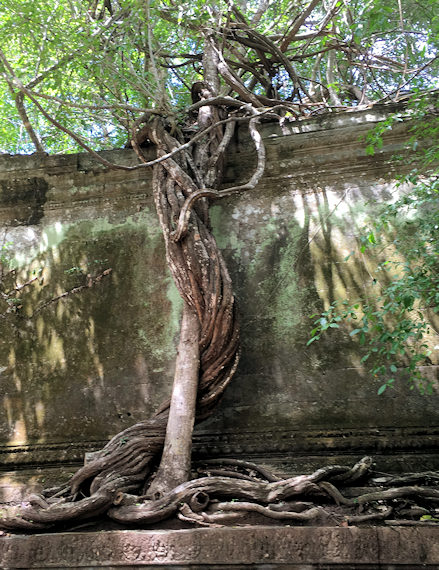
148,302,200,498
141,55,239,493
0,85,241,530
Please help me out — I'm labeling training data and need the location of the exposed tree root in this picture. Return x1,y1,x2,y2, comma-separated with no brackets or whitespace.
2,456,439,531
0,94,244,530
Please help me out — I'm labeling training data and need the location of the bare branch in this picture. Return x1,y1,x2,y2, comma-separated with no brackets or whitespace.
22,88,152,114
5,274,40,295
250,0,270,25
13,92,45,153
326,50,342,106
300,0,343,54
30,269,112,318
376,55,439,102
188,95,252,112
0,49,45,153
280,0,321,52
216,50,264,107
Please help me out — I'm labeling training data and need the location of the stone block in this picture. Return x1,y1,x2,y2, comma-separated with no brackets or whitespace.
1,527,438,568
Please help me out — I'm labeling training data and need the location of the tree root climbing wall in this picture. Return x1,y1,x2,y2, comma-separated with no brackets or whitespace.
0,112,241,530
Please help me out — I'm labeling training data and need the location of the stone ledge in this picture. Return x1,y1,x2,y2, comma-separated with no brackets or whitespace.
0,526,438,568
3,426,439,469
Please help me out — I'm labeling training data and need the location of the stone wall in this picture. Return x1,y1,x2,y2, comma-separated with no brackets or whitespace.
2,527,439,568
1,104,438,502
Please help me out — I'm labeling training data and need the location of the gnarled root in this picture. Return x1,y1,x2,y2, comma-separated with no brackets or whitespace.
102,456,439,528
70,417,167,495
2,456,439,531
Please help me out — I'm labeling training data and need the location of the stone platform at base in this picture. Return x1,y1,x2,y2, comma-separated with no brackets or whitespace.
0,526,438,569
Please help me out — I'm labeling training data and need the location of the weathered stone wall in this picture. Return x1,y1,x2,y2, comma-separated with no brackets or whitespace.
1,105,438,501
2,527,439,568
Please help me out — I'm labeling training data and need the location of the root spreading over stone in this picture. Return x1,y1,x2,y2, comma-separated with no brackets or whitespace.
2,456,439,531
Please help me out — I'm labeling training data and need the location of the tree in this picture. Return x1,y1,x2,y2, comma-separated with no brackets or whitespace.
0,0,438,530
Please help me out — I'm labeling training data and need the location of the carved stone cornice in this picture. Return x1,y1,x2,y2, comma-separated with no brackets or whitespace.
1,426,438,472
192,426,439,458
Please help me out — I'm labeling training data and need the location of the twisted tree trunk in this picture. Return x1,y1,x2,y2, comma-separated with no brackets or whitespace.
69,106,240,501
0,75,242,528
146,108,239,496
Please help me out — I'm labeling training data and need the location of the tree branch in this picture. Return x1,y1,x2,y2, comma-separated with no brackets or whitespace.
0,49,45,153
280,0,321,52
216,50,264,107
30,269,112,318
27,88,154,114
171,114,266,242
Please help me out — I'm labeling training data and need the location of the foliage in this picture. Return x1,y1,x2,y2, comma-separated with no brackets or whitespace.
308,93,439,394
0,0,438,154
0,240,12,268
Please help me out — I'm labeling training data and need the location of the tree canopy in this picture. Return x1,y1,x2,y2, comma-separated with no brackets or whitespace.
0,0,438,155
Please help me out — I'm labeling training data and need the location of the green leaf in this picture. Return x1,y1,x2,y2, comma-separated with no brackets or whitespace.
350,328,362,336
367,232,376,245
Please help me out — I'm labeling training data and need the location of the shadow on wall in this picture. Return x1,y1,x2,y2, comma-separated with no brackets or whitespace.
201,180,439,434
0,212,182,449
1,172,438,455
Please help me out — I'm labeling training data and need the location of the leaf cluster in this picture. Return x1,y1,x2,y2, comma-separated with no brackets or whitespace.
0,0,438,154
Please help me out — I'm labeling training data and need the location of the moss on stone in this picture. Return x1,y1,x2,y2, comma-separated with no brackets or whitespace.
0,209,181,446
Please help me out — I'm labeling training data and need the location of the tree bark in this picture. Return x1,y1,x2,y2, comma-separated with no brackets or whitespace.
148,302,200,498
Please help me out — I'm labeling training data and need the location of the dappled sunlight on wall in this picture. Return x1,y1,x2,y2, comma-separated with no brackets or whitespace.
0,210,182,450
200,114,439,436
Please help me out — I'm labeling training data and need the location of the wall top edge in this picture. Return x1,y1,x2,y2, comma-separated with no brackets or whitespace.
0,100,414,174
